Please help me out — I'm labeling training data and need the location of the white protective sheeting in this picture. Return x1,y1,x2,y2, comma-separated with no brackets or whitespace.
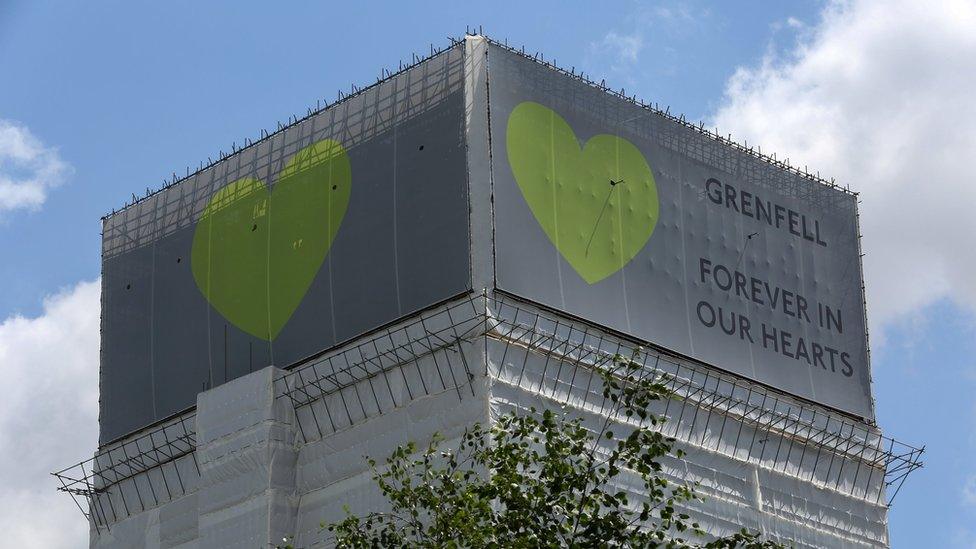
293,376,488,546
485,322,890,548
194,366,299,548
86,295,893,548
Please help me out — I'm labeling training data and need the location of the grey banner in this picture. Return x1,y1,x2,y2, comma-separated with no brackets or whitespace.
488,44,873,420
99,45,471,444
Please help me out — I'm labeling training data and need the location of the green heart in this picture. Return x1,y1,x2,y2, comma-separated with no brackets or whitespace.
191,139,351,341
506,101,659,284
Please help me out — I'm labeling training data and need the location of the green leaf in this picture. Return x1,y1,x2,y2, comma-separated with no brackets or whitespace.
323,359,787,549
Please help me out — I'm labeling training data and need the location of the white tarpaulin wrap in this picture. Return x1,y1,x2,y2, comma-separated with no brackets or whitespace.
487,339,888,547
80,291,894,548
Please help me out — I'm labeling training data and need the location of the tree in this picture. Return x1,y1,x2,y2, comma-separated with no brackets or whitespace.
326,352,786,548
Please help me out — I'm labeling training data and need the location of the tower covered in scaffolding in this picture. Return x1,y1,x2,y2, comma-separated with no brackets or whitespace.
55,35,921,548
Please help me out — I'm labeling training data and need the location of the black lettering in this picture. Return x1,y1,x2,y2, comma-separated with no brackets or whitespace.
825,305,843,334
724,183,739,212
782,290,795,317
841,352,854,377
815,219,827,247
714,265,732,291
734,271,747,298
762,323,778,352
825,347,839,372
751,277,764,305
740,190,754,217
764,282,781,310
801,214,815,242
699,257,712,284
795,337,811,365
739,314,754,343
788,209,801,237
697,301,716,327
756,199,772,225
780,330,794,358
796,295,811,323
705,178,723,204
719,307,736,336
774,204,786,228
706,180,828,247
812,342,825,369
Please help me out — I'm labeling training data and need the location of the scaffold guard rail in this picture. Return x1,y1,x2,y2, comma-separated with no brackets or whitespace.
54,292,922,531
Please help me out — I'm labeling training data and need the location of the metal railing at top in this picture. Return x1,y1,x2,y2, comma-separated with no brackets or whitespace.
485,293,923,506
54,291,922,530
52,413,199,533
275,293,486,443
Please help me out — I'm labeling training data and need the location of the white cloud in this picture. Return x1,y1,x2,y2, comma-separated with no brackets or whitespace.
951,527,976,549
710,0,976,339
0,280,99,548
964,474,976,506
585,3,704,79
954,455,976,547
590,30,645,68
651,4,695,24
0,119,71,213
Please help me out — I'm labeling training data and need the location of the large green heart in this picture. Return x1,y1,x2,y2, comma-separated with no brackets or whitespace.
191,139,351,341
506,101,659,284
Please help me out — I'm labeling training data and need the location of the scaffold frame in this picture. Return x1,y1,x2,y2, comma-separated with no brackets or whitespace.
55,291,922,532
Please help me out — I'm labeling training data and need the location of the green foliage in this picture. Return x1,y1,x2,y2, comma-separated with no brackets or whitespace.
327,353,787,548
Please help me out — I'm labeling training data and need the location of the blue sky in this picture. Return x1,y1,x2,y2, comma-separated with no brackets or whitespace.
1,1,974,547
0,0,820,316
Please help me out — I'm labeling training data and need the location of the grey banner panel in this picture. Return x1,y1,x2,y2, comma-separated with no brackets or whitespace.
99,45,470,444
487,44,873,420
101,245,155,433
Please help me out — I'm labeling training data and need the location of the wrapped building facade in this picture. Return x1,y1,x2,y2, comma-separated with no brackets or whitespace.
55,36,921,548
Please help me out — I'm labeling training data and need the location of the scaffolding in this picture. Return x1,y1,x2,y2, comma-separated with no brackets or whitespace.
54,292,922,533
101,41,465,260
52,413,198,532
483,293,922,506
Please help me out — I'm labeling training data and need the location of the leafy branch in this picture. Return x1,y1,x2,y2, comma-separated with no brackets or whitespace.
327,352,787,548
